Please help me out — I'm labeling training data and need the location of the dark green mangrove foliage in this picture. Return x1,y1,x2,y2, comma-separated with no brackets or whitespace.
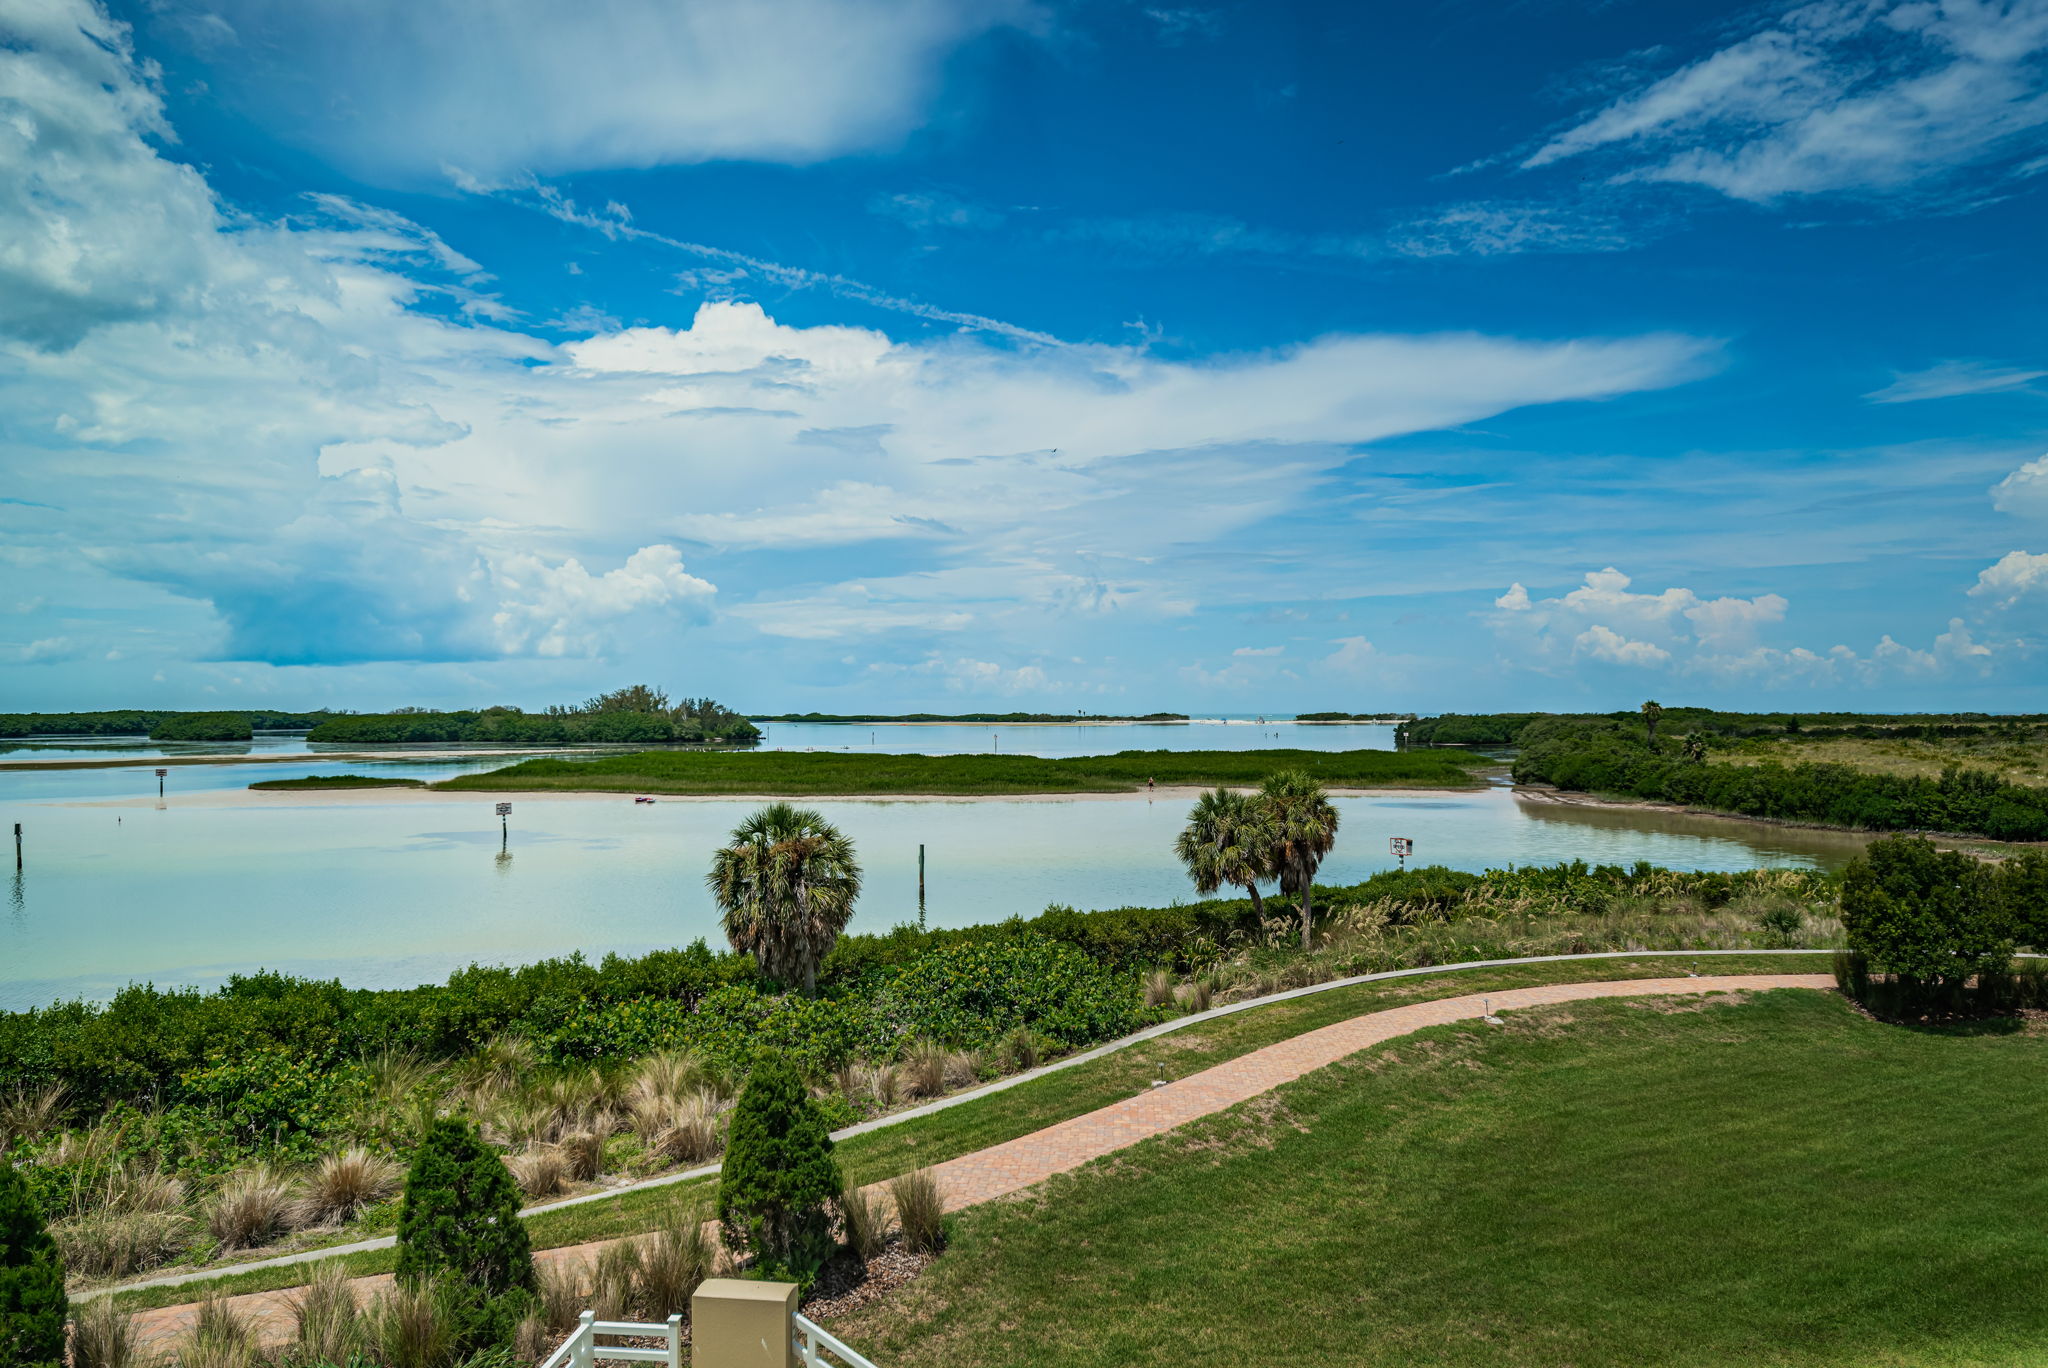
1509,723,2048,841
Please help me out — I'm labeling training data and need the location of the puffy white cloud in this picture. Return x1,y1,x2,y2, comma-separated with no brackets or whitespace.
1525,0,2048,202
490,546,714,657
1993,456,2048,518
148,0,1038,184
1866,359,2047,403
1968,549,2048,608
1573,624,1671,667
1496,560,2028,686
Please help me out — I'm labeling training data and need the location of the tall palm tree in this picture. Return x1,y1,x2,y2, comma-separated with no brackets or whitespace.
1641,699,1664,744
706,803,862,995
1259,770,1339,951
1174,787,1274,914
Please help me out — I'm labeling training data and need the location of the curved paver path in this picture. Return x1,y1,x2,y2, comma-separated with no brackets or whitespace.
126,972,1831,1352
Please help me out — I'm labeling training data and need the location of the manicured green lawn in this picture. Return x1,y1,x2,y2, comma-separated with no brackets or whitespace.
837,989,2048,1368
99,955,1826,1315
431,746,1484,796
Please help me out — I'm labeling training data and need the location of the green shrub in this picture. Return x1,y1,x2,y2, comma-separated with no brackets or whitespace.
716,1053,841,1281
1840,836,2014,1014
394,1120,535,1352
867,937,1142,1052
0,1160,66,1368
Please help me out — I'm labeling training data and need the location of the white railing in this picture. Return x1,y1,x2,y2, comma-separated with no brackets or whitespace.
793,1312,880,1368
540,1310,685,1368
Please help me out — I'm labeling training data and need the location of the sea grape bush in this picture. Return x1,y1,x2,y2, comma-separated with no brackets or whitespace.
866,938,1142,1051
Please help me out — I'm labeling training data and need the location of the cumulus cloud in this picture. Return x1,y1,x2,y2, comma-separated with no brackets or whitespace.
0,3,711,667
1993,456,2048,517
1866,358,2048,403
1495,562,2022,685
147,0,1036,184
1525,0,2048,203
1968,549,2048,608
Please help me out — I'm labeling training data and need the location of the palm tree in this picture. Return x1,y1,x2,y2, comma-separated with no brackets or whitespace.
706,803,862,995
1174,787,1274,914
1259,770,1339,951
1641,699,1664,744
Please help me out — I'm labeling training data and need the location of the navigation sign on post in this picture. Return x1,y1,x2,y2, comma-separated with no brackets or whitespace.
1390,836,1413,871
495,802,513,817
154,767,168,799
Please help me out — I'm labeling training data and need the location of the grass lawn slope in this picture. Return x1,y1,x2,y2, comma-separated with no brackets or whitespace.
839,989,2048,1368
433,747,1485,797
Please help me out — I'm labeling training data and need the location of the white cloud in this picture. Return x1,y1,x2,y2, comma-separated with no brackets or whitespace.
489,545,714,657
1525,0,2048,202
1866,358,2048,403
1573,623,1671,666
1993,456,2048,517
149,0,1039,184
0,0,1719,688
1232,645,1284,657
1968,549,2048,608
1497,560,2027,686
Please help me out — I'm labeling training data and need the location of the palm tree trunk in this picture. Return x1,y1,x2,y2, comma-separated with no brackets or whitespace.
1299,882,1313,951
1241,881,1265,916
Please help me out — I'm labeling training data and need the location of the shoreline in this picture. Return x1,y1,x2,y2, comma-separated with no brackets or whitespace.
1513,785,2041,852
62,782,1490,810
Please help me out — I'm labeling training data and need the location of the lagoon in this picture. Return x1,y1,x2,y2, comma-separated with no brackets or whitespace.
1,753,1864,1009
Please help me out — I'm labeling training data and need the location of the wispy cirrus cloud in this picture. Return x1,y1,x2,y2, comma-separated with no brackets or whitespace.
1866,358,2047,403
1523,0,2048,204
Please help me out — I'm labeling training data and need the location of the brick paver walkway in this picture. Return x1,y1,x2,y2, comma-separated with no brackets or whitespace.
126,973,1829,1352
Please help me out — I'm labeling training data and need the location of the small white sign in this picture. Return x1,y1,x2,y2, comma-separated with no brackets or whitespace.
495,802,512,816
154,768,168,778
1390,837,1413,857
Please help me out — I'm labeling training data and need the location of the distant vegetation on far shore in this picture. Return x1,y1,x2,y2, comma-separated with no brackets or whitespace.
307,686,759,747
248,774,426,790
751,712,1190,724
0,709,325,738
437,747,1485,797
1402,707,2048,843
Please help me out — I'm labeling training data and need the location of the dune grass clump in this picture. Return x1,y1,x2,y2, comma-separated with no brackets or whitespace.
888,1169,946,1256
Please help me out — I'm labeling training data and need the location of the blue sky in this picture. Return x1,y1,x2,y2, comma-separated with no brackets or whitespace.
2,0,2045,715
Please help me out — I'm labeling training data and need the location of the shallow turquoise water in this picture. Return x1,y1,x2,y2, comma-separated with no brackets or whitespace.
0,767,1862,1008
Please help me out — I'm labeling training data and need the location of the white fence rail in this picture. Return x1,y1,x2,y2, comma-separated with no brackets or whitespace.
539,1307,879,1368
540,1311,685,1368
793,1312,880,1368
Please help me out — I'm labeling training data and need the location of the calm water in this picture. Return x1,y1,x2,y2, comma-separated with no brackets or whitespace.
0,742,1866,1008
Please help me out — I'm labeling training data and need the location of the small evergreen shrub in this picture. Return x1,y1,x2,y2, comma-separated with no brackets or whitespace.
0,1161,66,1368
716,1052,841,1281
394,1119,536,1352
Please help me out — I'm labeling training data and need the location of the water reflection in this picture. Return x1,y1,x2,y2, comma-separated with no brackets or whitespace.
1514,793,1871,866
1,785,1858,1008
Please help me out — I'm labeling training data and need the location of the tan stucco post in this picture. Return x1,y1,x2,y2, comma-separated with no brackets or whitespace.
690,1277,798,1368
